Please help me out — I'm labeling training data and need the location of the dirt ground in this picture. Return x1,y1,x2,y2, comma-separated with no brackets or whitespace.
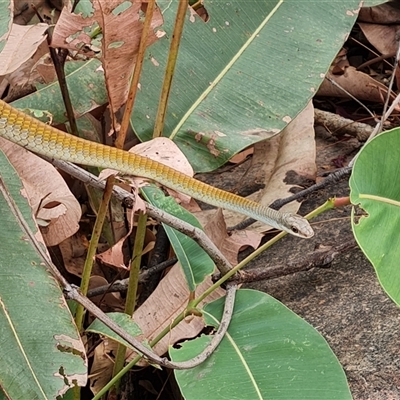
197,123,400,399
247,195,400,400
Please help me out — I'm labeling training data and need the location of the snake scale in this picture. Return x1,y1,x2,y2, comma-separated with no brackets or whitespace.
0,99,313,238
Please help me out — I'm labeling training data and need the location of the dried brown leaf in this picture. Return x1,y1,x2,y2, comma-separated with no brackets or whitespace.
100,137,194,204
223,101,316,231
96,208,156,271
126,263,225,364
89,339,117,395
200,208,262,265
229,147,254,164
89,276,125,311
52,1,163,116
0,138,81,246
359,2,400,24
0,23,48,76
95,238,127,270
96,1,163,114
358,23,400,56
51,5,98,51
58,234,88,278
318,66,399,109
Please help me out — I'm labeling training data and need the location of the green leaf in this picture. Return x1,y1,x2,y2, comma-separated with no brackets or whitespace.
58,388,75,400
5,1,365,176
0,150,87,399
141,186,214,291
11,59,107,124
171,289,351,400
0,1,12,54
132,0,363,172
87,312,143,348
350,127,400,305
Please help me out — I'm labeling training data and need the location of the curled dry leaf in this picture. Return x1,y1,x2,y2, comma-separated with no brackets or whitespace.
89,276,125,312
95,237,127,271
100,137,194,204
229,147,254,164
94,203,136,271
126,263,225,365
58,234,88,278
13,0,47,25
51,1,163,115
3,40,51,102
89,339,118,395
318,66,399,109
58,234,105,278
358,2,400,24
0,138,81,246
95,207,155,271
0,23,48,76
358,23,399,56
198,208,262,265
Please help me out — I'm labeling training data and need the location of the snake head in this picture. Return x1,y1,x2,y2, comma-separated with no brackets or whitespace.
283,213,314,238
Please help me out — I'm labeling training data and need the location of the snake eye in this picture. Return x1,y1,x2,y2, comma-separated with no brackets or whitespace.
291,226,299,234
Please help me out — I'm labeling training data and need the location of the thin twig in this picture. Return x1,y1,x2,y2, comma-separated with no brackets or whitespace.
228,166,352,231
66,283,236,372
380,43,400,130
324,76,377,121
46,28,78,136
236,241,356,283
87,258,177,298
314,108,374,141
350,36,395,71
43,156,234,275
349,38,400,167
90,283,237,400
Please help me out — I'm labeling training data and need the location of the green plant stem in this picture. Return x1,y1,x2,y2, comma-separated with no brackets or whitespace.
75,176,115,332
116,0,156,149
93,199,334,400
126,211,149,313
85,185,116,247
153,0,188,137
92,310,187,400
112,211,148,384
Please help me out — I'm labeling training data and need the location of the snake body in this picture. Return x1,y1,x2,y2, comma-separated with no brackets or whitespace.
0,99,313,238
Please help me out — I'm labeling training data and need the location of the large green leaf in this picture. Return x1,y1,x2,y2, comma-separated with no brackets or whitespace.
141,186,214,291
132,0,365,172
0,1,12,54
4,1,387,175
350,127,400,305
0,150,87,398
11,59,107,124
171,289,351,399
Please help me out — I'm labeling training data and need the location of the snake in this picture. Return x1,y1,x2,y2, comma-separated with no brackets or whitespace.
0,99,314,238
